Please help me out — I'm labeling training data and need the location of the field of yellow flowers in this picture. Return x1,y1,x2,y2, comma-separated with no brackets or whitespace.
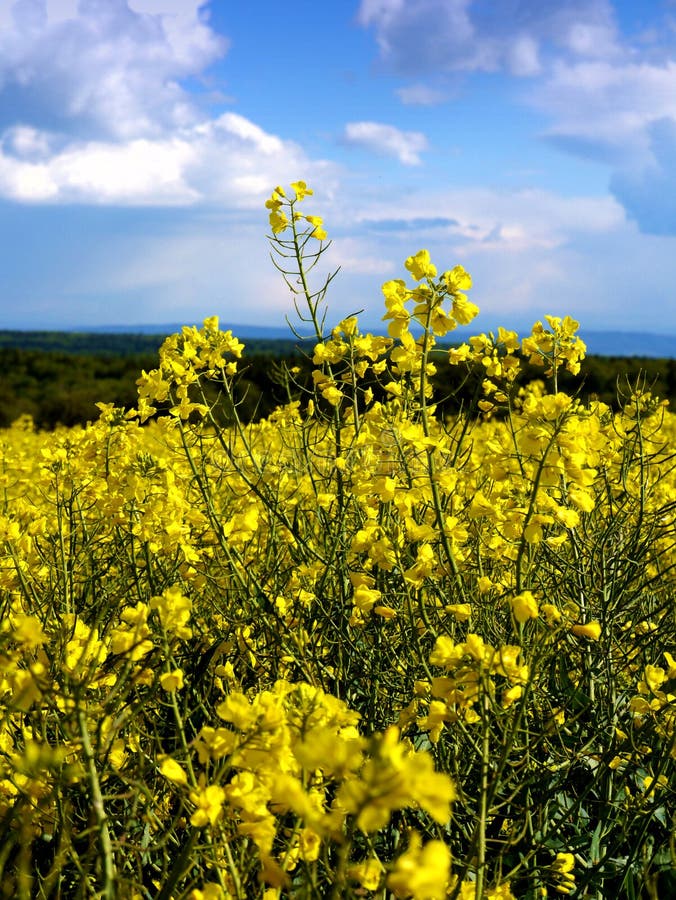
1,183,675,899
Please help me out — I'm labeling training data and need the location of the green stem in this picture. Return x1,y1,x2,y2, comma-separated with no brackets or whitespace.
77,707,116,899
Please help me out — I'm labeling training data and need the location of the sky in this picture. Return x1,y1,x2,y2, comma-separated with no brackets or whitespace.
1,0,676,338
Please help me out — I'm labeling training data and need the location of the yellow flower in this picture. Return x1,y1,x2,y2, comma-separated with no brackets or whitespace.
299,827,321,862
62,617,105,675
502,685,523,707
640,664,665,694
571,621,601,641
353,585,381,614
159,757,189,787
452,295,479,326
374,605,397,619
444,264,472,294
321,384,344,406
487,884,517,899
189,784,226,827
150,586,193,639
337,726,455,832
464,633,488,662
216,692,257,729
8,613,46,649
290,180,313,200
568,488,595,513
269,208,289,234
510,591,539,624
349,858,384,892
430,635,465,669
446,603,472,622
265,189,284,209
662,651,676,678
551,852,576,894
405,249,437,281
387,833,451,899
188,884,225,900
541,603,562,624
160,669,185,692
339,315,359,336
305,214,327,240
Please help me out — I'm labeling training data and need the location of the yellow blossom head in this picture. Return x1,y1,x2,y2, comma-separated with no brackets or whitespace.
405,249,437,281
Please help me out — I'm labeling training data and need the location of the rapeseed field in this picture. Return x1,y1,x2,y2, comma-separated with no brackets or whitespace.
1,183,674,898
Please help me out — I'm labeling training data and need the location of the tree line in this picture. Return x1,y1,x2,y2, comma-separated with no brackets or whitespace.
1,342,675,429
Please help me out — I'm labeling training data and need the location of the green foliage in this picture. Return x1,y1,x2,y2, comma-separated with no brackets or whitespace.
1,342,676,432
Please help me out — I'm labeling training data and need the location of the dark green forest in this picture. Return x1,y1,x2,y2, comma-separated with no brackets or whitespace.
0,330,301,357
0,332,675,429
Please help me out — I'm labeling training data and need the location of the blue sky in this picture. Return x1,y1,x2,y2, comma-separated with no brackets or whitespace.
1,0,676,338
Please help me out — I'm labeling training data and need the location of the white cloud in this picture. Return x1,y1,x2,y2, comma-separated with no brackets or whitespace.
317,183,632,329
4,124,52,158
0,1,210,26
51,220,295,328
357,0,620,77
0,113,337,205
327,187,624,324
459,222,676,332
343,121,428,165
0,0,226,140
0,2,342,209
128,1,206,15
54,138,199,203
563,20,619,58
508,35,541,77
324,237,395,276
528,55,676,235
214,113,284,156
396,83,446,105
62,177,628,328
358,1,676,238
0,2,343,208
535,60,676,166
353,185,624,252
0,155,56,201
44,1,77,23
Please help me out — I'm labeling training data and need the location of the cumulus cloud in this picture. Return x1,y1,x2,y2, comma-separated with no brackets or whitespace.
357,0,620,77
342,121,428,165
4,124,52,158
357,1,676,237
0,2,342,209
0,112,335,205
529,54,676,234
534,60,676,167
0,0,226,140
0,135,198,203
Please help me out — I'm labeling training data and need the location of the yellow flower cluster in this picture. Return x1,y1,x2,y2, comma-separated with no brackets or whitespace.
0,182,674,897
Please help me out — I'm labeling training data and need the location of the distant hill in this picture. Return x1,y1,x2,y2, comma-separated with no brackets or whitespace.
0,330,167,355
1,325,675,359
85,322,298,339
0,328,304,357
580,330,676,359
87,323,676,358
